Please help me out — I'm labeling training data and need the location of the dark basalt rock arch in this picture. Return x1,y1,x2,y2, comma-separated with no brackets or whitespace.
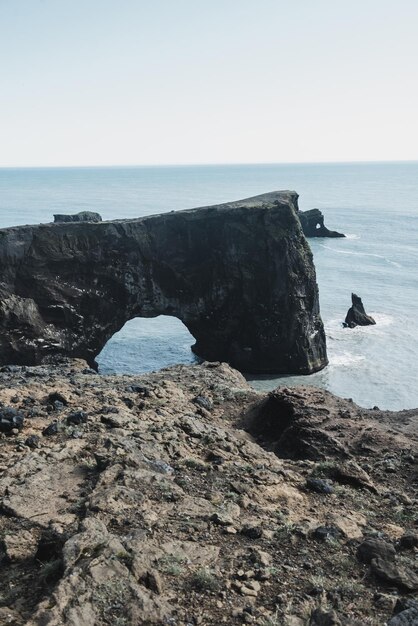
0,191,328,374
297,208,345,238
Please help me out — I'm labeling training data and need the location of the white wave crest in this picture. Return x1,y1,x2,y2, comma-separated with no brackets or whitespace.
318,244,402,268
325,312,395,339
330,351,366,366
368,312,394,327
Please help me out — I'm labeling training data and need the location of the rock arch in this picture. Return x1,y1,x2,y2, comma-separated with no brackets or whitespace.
0,191,328,374
96,315,197,374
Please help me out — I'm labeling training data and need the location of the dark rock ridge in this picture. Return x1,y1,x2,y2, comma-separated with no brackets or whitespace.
0,191,327,374
297,207,345,238
344,293,376,328
53,211,102,223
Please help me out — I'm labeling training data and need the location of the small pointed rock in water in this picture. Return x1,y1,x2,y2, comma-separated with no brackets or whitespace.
344,293,376,328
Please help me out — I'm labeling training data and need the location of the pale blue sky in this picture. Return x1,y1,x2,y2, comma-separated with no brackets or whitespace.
1,0,417,166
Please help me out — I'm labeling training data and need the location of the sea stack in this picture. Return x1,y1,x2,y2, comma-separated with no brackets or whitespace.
344,293,376,328
297,208,345,238
0,191,328,375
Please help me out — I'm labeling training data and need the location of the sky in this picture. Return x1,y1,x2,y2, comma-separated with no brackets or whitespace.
0,0,417,167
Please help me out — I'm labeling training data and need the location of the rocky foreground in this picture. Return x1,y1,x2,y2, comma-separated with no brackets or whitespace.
0,361,417,626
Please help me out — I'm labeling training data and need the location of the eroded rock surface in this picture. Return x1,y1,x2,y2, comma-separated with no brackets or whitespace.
0,360,417,624
0,191,327,374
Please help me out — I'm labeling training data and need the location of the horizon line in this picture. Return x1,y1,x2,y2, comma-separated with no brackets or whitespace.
0,158,417,170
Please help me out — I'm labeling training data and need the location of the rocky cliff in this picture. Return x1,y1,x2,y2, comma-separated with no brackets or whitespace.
0,191,327,374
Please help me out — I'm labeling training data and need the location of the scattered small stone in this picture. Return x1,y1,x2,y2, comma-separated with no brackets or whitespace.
206,451,225,465
82,368,97,375
145,459,175,475
241,525,263,540
306,477,334,494
255,550,271,567
66,410,88,425
42,422,60,436
398,532,418,551
240,584,258,597
70,430,83,439
331,459,377,493
193,395,213,411
100,413,130,428
126,385,151,396
246,580,260,592
45,392,68,406
25,434,40,449
211,512,234,527
0,407,25,433
312,525,344,542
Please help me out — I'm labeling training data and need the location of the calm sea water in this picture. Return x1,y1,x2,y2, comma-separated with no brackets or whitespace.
0,162,417,410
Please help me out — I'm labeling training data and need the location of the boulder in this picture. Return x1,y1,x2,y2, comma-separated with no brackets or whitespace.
371,557,418,591
357,538,396,564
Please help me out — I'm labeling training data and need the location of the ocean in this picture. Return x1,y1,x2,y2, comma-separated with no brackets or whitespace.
0,162,417,410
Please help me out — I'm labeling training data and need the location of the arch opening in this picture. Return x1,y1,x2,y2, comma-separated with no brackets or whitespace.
96,315,199,375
